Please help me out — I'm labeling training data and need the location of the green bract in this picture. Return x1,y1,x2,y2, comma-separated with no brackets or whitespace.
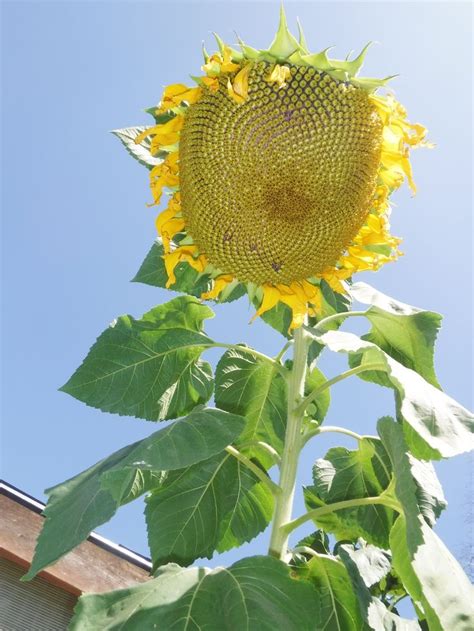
22,8,474,631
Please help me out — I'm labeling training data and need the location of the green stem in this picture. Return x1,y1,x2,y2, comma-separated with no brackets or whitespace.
275,340,293,363
292,545,318,558
302,424,365,447
268,325,309,561
282,496,401,535
225,446,281,496
297,362,386,415
239,440,282,466
214,343,287,376
308,310,367,332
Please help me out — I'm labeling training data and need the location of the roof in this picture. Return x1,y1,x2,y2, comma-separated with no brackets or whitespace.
0,479,152,596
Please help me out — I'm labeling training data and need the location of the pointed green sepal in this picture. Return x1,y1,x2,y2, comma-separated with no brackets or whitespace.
238,37,261,60
288,50,306,65
351,74,398,92
330,41,374,77
296,17,309,54
190,74,205,86
300,47,336,71
213,32,225,54
267,4,301,60
202,42,210,63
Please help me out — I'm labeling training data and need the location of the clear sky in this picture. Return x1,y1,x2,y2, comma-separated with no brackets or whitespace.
2,0,472,583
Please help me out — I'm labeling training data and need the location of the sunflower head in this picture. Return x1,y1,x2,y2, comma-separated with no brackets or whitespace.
123,7,429,330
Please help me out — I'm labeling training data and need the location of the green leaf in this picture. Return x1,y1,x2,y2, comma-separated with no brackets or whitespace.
309,329,474,458
256,299,293,338
338,545,421,631
408,455,447,527
304,366,330,424
339,542,391,588
350,282,442,388
60,296,215,421
132,240,211,297
145,451,274,568
23,407,245,580
377,418,422,552
69,556,320,631
304,553,367,630
215,347,287,464
111,127,165,168
295,530,330,555
304,437,395,547
390,515,474,631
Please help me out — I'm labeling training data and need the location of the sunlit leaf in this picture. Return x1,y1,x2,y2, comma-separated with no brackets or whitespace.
23,407,244,580
60,296,215,421
146,451,274,568
69,556,320,630
350,282,442,387
339,545,421,630
307,329,474,458
390,515,474,631
304,437,395,547
304,553,366,630
215,347,287,465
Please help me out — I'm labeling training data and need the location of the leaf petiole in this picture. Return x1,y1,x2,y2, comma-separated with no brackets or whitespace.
275,340,293,362
296,362,387,415
239,440,282,466
307,310,367,333
282,495,402,535
302,424,367,446
225,445,281,496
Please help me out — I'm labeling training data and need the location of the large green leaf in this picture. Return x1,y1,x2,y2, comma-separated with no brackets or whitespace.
304,553,367,630
145,451,274,568
350,282,442,388
23,408,245,580
304,437,395,547
377,418,423,552
408,455,447,527
390,515,474,631
60,296,215,421
215,347,287,464
308,329,474,458
132,240,212,297
69,556,320,630
378,418,473,629
339,545,421,631
338,542,391,588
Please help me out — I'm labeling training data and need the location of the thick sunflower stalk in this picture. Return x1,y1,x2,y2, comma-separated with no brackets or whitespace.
23,8,473,631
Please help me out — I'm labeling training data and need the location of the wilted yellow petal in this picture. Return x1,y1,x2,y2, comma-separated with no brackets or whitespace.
267,64,291,89
227,64,250,104
201,274,234,300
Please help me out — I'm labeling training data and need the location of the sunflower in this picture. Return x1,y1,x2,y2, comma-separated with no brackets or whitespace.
132,8,429,329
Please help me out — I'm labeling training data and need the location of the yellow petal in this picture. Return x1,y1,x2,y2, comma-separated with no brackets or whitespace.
201,274,234,300
201,76,220,92
158,84,202,112
227,64,250,104
267,64,291,89
252,284,282,321
163,246,206,288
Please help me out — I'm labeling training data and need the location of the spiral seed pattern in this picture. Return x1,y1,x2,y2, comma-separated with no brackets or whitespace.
180,62,383,284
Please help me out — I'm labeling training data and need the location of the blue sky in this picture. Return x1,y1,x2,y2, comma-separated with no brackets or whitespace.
2,0,472,583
